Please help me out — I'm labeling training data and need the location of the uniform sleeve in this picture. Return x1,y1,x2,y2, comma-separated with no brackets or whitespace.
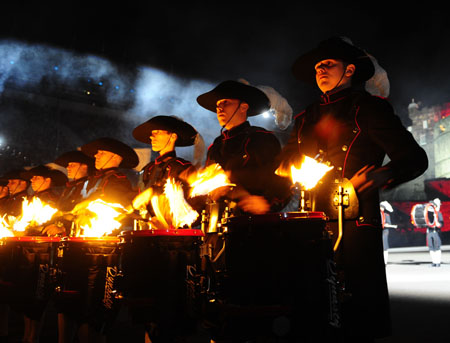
365,96,428,188
233,131,292,207
100,173,136,207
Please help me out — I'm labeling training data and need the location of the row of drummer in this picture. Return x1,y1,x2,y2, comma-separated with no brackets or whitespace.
0,79,296,237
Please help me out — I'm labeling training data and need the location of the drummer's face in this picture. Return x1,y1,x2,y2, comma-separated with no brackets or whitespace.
150,130,175,153
7,179,27,195
94,150,122,170
67,162,88,180
30,175,51,192
216,99,247,129
0,186,8,198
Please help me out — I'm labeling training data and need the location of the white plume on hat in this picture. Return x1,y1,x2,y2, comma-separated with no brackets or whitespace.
365,54,390,98
257,85,293,130
380,200,393,212
237,78,293,130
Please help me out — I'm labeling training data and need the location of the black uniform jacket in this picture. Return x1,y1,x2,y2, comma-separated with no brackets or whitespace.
140,151,194,193
279,87,428,338
57,177,89,212
84,168,135,207
280,87,428,226
1,190,29,217
206,121,291,211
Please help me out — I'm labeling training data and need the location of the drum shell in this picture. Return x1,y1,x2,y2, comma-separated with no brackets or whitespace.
412,204,427,227
0,237,59,309
202,212,334,339
54,237,120,327
118,229,203,325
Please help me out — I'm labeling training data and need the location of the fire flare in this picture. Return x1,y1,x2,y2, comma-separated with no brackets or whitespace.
0,215,14,238
276,156,334,190
77,199,126,237
164,178,198,229
12,196,58,232
188,163,235,197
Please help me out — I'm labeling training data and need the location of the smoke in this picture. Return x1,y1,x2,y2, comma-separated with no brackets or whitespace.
0,39,286,168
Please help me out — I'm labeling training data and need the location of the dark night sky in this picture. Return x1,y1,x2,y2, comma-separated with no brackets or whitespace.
2,2,449,110
0,2,449,169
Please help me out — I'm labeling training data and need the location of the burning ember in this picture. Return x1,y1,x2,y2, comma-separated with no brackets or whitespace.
276,155,334,190
188,163,235,197
12,196,58,232
74,199,126,237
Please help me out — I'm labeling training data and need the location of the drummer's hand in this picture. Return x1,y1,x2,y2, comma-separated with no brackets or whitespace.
209,185,232,201
42,224,66,236
238,195,270,215
350,165,394,194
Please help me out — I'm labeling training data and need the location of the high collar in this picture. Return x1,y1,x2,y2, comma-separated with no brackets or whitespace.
67,176,89,186
95,167,119,176
222,121,250,139
320,87,353,104
155,150,176,164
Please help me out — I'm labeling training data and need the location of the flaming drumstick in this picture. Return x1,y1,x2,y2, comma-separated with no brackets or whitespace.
276,155,334,190
188,163,235,198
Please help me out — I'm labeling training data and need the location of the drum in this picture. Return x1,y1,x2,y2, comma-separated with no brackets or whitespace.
117,228,204,337
0,236,60,317
54,236,120,331
198,211,337,341
411,203,429,228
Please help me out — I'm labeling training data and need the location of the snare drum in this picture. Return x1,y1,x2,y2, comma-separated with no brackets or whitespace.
0,236,60,317
200,211,336,340
118,229,204,335
54,236,120,330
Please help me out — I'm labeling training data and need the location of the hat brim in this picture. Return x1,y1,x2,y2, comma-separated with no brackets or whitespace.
292,38,375,86
197,80,270,116
81,138,139,169
54,150,95,168
21,165,68,187
132,116,198,147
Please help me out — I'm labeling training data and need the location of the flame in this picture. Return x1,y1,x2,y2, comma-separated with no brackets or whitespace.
12,196,58,232
77,199,126,237
188,163,235,197
0,215,14,238
276,156,333,190
164,178,198,228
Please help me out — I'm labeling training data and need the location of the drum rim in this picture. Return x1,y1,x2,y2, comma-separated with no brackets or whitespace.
2,236,61,243
119,228,205,237
224,211,327,223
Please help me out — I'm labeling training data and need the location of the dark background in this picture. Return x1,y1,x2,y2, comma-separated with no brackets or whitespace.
0,2,449,171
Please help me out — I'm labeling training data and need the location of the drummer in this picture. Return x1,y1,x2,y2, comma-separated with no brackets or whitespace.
42,150,96,236
0,169,30,217
131,116,203,343
196,80,291,215
80,137,139,207
132,115,202,193
21,165,68,209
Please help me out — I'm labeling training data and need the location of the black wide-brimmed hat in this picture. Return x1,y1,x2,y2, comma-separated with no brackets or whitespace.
132,115,199,147
54,150,96,169
292,36,375,86
80,137,139,169
197,80,270,116
0,168,30,183
21,165,68,187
